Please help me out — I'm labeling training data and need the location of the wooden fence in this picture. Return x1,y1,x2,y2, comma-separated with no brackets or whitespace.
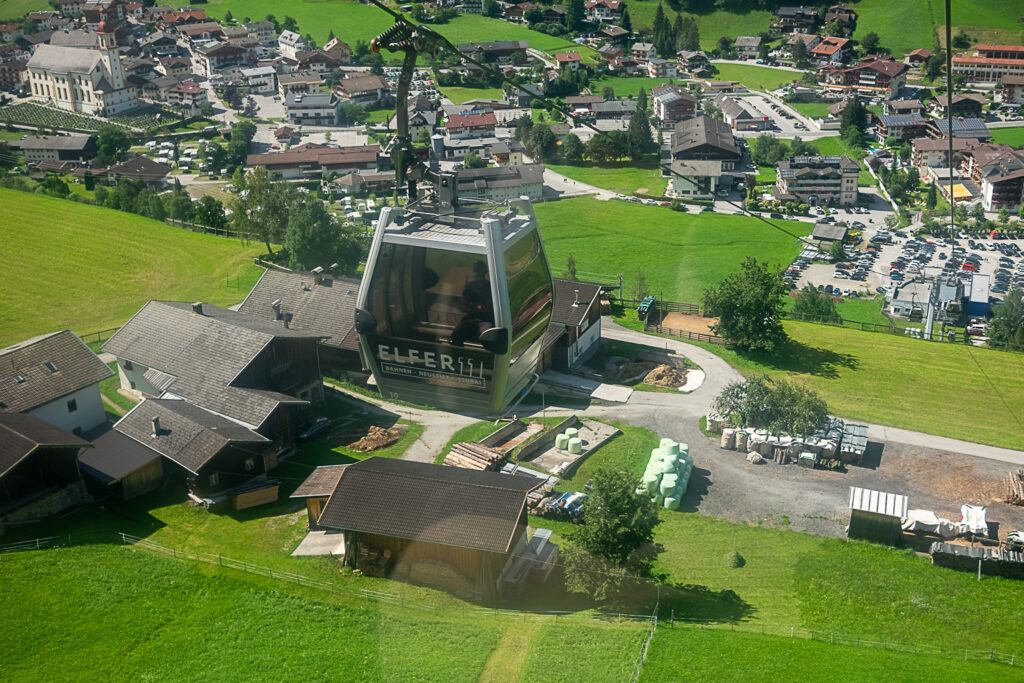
78,327,121,349
164,217,241,238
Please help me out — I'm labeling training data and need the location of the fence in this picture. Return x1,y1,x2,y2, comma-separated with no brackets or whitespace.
3,533,1022,669
77,326,121,349
164,217,241,239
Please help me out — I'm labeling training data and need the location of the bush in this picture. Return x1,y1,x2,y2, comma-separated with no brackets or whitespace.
724,550,745,568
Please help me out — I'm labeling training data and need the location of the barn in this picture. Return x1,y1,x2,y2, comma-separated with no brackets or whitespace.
309,457,543,602
848,486,908,546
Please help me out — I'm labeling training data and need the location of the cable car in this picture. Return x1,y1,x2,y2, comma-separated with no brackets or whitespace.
355,196,553,416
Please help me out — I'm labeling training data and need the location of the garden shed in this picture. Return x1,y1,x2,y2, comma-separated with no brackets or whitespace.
848,486,908,546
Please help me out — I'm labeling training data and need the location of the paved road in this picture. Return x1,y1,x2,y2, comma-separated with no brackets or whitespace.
542,167,615,201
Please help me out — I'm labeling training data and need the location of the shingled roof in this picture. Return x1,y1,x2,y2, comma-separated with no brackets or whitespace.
317,457,541,554
237,269,361,351
551,279,602,328
113,399,268,474
290,464,348,498
0,330,112,414
0,412,89,479
102,301,320,428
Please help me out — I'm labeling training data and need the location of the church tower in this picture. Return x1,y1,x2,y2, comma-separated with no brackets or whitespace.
97,21,125,90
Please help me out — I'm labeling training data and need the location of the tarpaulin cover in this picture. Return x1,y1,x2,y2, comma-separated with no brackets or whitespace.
961,504,988,536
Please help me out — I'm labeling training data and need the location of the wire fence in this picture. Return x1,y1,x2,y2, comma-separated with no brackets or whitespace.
3,533,1022,670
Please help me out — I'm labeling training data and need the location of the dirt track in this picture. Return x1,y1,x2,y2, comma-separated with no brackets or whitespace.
660,312,718,335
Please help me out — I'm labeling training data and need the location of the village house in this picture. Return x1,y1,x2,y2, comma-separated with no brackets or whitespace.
676,50,712,77
247,143,380,180
168,79,206,109
157,55,191,77
716,93,770,131
445,111,497,139
651,83,698,125
593,99,635,120
911,136,970,168
455,163,544,202
277,30,308,60
647,58,676,79
0,413,91,528
883,98,924,116
959,143,1024,212
584,0,622,24
322,38,352,65
0,330,112,437
632,42,656,61
299,456,546,602
775,155,859,206
285,91,342,127
1002,75,1024,105
278,70,322,99
490,139,526,166
780,33,820,60
670,115,741,170
824,56,908,98
905,48,932,68
193,42,254,79
668,158,723,201
875,112,930,143
457,40,528,64
159,9,208,29
734,36,762,61
335,73,388,106
554,51,582,72
771,6,819,33
927,117,991,142
929,93,985,118
334,170,396,196
244,20,276,45
824,4,857,35
811,36,852,64
599,25,629,47
241,66,276,94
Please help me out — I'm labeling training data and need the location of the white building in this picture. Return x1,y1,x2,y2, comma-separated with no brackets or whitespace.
0,330,113,436
278,30,307,60
668,159,721,200
26,20,138,115
241,66,277,94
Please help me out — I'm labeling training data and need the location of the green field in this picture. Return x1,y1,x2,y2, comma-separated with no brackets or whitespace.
990,125,1024,148
621,6,772,52
787,101,834,119
835,295,891,326
0,0,46,19
0,190,264,347
439,86,505,104
534,197,811,302
545,162,668,196
850,0,936,58
711,64,797,93
616,310,1024,449
641,628,1015,682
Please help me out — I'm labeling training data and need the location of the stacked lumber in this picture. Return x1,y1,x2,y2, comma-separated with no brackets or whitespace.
1007,470,1024,506
443,442,505,471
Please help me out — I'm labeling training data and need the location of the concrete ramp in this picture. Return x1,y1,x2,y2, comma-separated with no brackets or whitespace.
291,530,346,557
539,371,633,403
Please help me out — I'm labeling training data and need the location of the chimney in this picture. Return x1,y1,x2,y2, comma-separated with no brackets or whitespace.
191,302,203,315
151,416,161,437
573,289,580,306
271,299,282,320
312,265,324,285
300,281,308,291
329,262,338,274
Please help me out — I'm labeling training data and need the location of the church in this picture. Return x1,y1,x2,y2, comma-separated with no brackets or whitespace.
27,20,138,116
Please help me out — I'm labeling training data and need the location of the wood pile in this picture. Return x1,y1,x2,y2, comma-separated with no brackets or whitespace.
1007,469,1024,506
443,442,505,471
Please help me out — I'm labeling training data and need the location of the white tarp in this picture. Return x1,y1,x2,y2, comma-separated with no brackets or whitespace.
961,504,989,536
900,509,963,538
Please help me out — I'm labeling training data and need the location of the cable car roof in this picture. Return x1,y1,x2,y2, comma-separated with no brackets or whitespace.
381,203,537,252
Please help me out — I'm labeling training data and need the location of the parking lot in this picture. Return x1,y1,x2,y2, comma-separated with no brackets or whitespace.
789,221,1024,311
733,93,813,138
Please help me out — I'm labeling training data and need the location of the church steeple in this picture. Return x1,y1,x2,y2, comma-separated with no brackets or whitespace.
97,20,124,90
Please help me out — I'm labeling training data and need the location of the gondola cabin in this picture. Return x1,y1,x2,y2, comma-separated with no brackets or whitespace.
356,199,553,416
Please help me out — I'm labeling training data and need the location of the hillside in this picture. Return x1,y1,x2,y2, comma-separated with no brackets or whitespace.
0,190,264,346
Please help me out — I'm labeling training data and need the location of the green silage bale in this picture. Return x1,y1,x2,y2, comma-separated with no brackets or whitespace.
663,496,680,510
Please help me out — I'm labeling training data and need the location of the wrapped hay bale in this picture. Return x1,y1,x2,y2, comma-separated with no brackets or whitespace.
555,433,569,450
720,428,736,450
564,427,579,440
643,474,660,493
735,431,749,452
567,437,583,454
660,474,678,496
660,439,680,456
654,493,665,505
678,443,689,456
663,496,680,511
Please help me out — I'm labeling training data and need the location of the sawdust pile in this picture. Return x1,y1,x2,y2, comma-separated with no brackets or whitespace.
345,425,404,452
643,364,688,388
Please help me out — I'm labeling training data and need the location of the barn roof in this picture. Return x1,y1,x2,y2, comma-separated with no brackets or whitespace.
317,457,541,553
0,330,112,415
0,413,89,479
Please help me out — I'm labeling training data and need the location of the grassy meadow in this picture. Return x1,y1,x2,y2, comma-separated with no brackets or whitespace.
545,161,669,196
590,76,676,99
534,197,812,302
990,125,1024,149
711,64,797,92
0,190,264,347
439,85,505,104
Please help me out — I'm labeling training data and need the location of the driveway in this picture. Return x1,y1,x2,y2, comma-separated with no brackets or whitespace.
542,167,615,201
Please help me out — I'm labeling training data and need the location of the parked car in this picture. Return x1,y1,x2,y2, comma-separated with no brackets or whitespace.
297,417,331,441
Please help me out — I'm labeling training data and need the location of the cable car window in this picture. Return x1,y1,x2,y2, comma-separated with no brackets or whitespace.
367,242,495,347
505,230,553,359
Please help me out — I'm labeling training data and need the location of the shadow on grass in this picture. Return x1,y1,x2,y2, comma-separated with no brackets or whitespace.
738,338,860,379
680,466,711,513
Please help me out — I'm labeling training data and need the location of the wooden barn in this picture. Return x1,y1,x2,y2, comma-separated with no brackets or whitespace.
0,413,91,528
309,457,542,602
290,463,348,528
78,428,165,501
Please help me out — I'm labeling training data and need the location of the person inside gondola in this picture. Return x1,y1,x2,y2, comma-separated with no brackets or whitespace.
451,260,494,346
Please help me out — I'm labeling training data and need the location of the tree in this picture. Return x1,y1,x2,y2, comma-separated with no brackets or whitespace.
41,174,69,197
825,17,845,37
564,253,577,279
148,195,167,221
905,166,920,191
619,5,631,33
680,15,699,52
630,268,649,302
83,170,94,191
527,123,556,162
636,86,647,114
562,469,661,601
524,7,543,25
281,15,298,33
791,38,810,68
951,29,970,49
652,4,673,59
463,152,486,169
860,32,879,54
794,282,840,322
714,375,828,437
92,185,108,206
925,182,937,209
989,287,1024,351
998,207,1010,226
970,202,985,222
750,134,789,167
925,52,944,81
168,194,194,222
198,102,214,118
483,0,500,17
626,104,653,160
601,85,616,101
702,257,788,352
195,195,226,229
828,240,847,262
563,132,584,163
95,126,130,166
840,98,868,134
224,9,233,23
231,166,290,255
567,0,585,31
841,124,863,149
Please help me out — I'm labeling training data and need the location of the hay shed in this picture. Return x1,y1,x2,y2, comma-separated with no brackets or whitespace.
848,486,908,546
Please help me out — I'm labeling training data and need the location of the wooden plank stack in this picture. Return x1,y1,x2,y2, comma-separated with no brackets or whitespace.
1007,469,1024,506
444,442,505,471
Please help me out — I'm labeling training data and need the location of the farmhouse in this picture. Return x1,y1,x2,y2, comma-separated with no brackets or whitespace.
0,413,91,528
824,56,908,97
322,38,352,64
810,36,851,64
734,36,762,61
771,5,819,33
824,4,857,35
16,134,95,165
544,279,604,369
335,73,388,106
930,93,985,118
309,456,544,601
927,117,991,142
0,330,112,436
102,301,325,457
238,268,363,377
